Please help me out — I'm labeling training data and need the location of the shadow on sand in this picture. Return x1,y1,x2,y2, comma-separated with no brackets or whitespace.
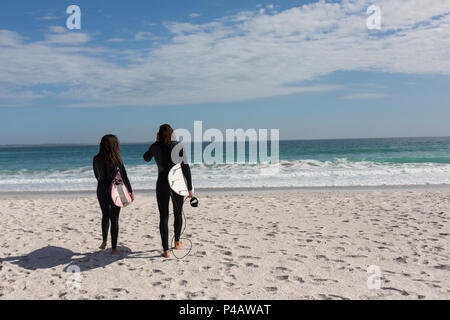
0,245,163,273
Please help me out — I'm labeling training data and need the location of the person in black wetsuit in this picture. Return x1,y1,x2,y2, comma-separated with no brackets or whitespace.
143,124,193,258
93,134,134,255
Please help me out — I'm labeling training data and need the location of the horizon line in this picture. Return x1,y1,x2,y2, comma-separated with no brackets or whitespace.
1,135,449,148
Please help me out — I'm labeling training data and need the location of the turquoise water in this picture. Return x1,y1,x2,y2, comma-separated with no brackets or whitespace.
1,137,449,191
279,137,450,164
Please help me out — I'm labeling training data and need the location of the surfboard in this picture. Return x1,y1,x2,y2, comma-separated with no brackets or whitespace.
168,164,193,196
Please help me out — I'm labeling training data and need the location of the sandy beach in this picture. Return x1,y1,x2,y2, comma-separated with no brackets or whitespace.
0,188,449,300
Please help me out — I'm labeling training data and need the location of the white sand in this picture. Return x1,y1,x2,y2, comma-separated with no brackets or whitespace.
0,189,449,300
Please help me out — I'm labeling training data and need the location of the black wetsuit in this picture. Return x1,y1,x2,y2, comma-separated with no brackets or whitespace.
93,156,133,249
143,141,192,251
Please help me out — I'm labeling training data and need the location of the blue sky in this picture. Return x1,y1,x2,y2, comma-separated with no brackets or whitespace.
0,0,450,144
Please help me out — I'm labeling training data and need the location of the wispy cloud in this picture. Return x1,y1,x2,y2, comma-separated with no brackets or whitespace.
0,0,449,108
48,26,66,34
36,14,63,21
341,92,391,100
43,27,91,45
106,38,126,43
135,31,156,41
189,13,201,18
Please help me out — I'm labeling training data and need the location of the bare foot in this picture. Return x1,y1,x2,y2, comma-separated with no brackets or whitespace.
99,241,107,250
111,249,120,255
175,241,183,250
162,250,170,258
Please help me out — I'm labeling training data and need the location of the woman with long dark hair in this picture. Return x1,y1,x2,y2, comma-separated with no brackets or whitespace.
143,124,193,258
93,134,134,255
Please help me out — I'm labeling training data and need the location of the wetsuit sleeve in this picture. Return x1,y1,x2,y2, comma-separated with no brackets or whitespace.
143,144,154,162
179,146,193,191
181,163,193,192
120,165,133,193
93,157,104,182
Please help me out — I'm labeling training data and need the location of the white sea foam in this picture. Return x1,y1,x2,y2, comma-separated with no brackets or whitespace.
1,159,450,192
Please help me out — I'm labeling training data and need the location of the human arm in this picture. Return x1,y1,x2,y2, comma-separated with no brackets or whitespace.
179,145,193,194
93,156,104,182
143,144,154,162
120,165,133,196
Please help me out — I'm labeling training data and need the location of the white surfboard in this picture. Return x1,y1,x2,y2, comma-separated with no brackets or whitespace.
168,164,193,196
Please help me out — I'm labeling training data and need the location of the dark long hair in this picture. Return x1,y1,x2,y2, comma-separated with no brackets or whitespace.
96,134,123,166
158,124,174,146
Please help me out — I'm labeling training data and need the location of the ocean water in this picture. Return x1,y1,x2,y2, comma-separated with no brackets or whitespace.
1,137,450,192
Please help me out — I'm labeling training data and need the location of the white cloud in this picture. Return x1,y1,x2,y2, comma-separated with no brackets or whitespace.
48,26,67,34
44,33,91,45
36,15,63,21
106,38,126,43
341,92,391,99
0,0,450,108
135,32,155,41
189,13,201,18
0,30,25,47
